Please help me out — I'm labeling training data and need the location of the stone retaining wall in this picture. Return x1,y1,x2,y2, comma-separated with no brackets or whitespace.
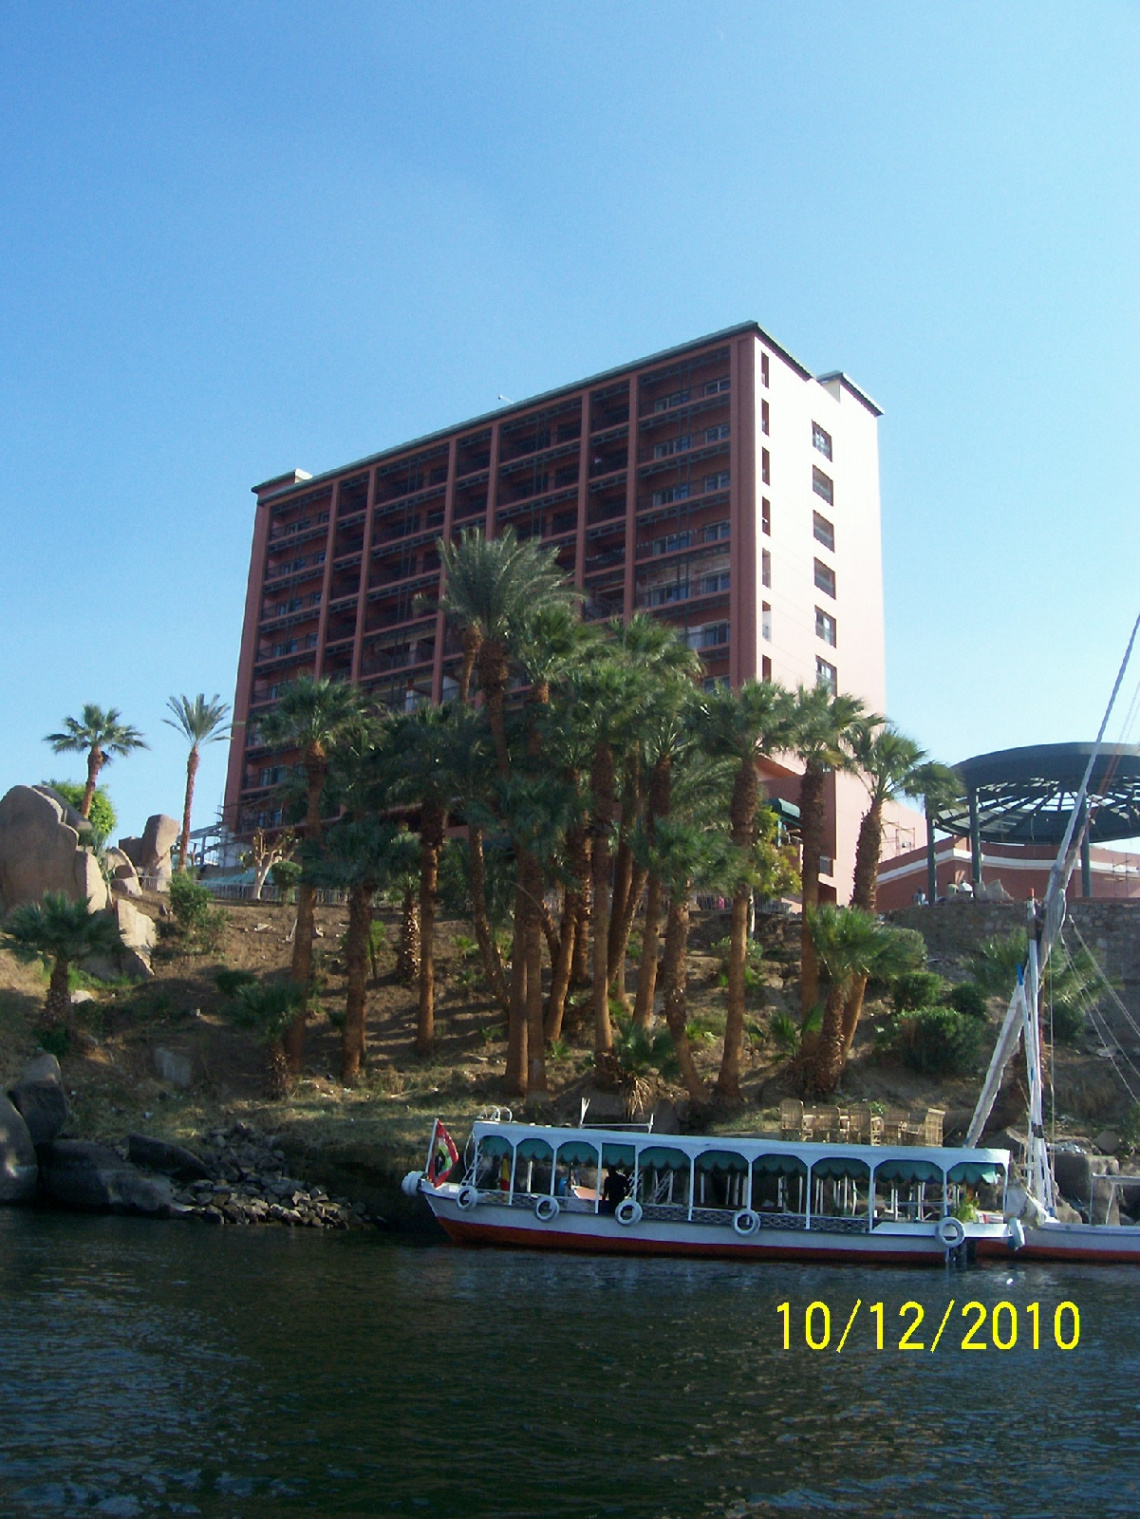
886,901,1140,982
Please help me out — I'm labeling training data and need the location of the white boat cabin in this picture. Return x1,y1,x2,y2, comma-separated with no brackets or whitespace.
462,1120,1009,1235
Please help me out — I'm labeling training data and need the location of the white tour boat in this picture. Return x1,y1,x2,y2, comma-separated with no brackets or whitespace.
403,1114,1012,1265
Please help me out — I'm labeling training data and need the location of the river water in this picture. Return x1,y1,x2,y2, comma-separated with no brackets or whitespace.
2,1211,1139,1518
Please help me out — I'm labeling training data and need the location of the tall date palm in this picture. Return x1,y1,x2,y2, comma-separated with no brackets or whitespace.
44,705,148,820
164,694,231,871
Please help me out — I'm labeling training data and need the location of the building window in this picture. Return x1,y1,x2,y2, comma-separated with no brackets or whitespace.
815,607,837,646
812,467,833,506
704,471,730,492
703,520,730,543
701,571,731,595
653,389,691,413
761,352,770,388
761,497,771,536
762,448,771,485
816,657,837,694
762,654,772,681
813,511,834,551
814,559,836,598
812,422,832,460
684,621,729,651
704,377,730,396
761,549,771,588
652,483,690,506
653,434,691,459
761,399,770,436
762,601,772,641
705,423,730,443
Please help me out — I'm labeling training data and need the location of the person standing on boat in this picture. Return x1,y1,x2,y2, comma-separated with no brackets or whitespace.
601,1165,630,1214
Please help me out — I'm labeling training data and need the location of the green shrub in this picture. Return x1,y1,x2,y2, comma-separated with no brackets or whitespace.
1121,1104,1140,1149
269,859,302,901
45,779,116,837
214,967,257,997
166,873,225,953
769,1010,800,1056
1050,1000,1086,1046
891,970,945,1014
947,981,988,1020
894,1007,982,1076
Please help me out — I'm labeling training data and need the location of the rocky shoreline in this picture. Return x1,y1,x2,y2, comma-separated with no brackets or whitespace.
1,1052,383,1231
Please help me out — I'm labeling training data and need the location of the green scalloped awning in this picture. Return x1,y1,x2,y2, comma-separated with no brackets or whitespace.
947,1161,1004,1184
753,1154,808,1176
477,1135,512,1158
874,1159,944,1184
696,1149,750,1174
637,1146,691,1170
516,1137,554,1160
602,1143,636,1168
811,1156,871,1180
556,1141,601,1164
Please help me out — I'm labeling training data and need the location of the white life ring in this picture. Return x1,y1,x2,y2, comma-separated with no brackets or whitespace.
936,1215,966,1248
455,1185,480,1212
733,1209,761,1237
400,1170,424,1198
615,1198,642,1226
534,1195,560,1222
1007,1217,1025,1252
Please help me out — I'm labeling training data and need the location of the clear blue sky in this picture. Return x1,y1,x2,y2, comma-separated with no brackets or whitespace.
2,2,1138,839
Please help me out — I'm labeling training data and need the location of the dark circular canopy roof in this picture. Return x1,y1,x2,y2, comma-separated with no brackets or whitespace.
933,742,1140,846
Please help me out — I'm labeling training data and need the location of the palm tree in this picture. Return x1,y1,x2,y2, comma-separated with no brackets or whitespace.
839,721,927,1061
44,705,148,819
786,685,870,1015
308,818,414,1082
911,760,964,905
229,979,305,1098
438,526,579,773
258,675,368,1070
2,893,123,1034
803,904,924,1095
700,679,795,1103
164,694,231,871
438,526,579,1095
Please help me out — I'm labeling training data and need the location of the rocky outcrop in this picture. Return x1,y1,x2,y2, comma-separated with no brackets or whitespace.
0,785,108,915
119,815,179,890
113,898,156,977
8,1052,68,1146
104,847,141,898
39,1139,174,1215
0,1096,38,1203
127,1132,210,1180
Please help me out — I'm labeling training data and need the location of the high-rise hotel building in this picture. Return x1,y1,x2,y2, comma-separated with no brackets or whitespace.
225,321,889,902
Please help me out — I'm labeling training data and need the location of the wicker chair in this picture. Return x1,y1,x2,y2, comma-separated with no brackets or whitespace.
780,1098,804,1142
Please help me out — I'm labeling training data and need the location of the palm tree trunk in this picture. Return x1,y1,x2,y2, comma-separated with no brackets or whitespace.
840,973,868,1062
851,803,883,912
458,625,481,706
178,746,200,871
47,955,72,1032
545,892,576,1041
798,762,826,1016
287,757,327,1071
416,804,444,1056
342,882,371,1083
608,863,647,998
660,896,708,1107
591,741,616,1066
632,872,664,1029
397,888,420,982
505,897,527,1096
716,757,759,1104
80,747,103,820
839,803,883,1058
267,1039,289,1099
569,833,592,988
524,866,548,1101
467,824,509,1012
807,986,848,1097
